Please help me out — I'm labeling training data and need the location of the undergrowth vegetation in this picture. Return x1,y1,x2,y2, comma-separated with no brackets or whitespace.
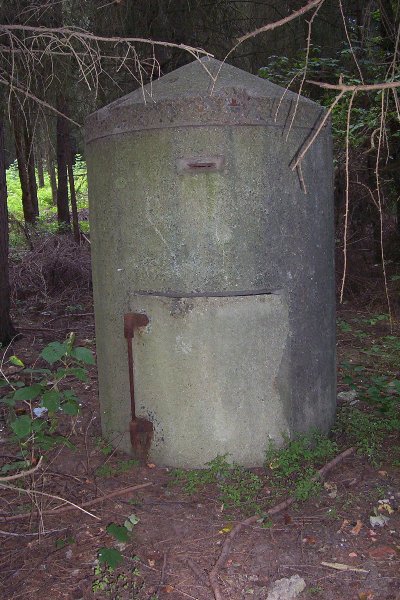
0,334,95,472
7,156,89,248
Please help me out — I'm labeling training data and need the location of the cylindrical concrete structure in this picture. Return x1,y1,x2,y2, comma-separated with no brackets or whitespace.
85,58,336,467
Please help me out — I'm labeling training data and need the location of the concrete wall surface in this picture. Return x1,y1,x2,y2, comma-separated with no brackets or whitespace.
86,58,336,467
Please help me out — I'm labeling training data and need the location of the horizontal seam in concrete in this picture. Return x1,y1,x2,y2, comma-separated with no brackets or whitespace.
85,121,328,144
131,289,282,298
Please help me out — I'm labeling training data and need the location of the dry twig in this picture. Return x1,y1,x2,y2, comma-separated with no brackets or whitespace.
0,481,152,521
0,456,43,482
237,0,324,44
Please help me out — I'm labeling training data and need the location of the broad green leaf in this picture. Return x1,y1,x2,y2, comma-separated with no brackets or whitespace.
11,415,32,439
106,523,129,542
70,347,95,365
124,513,140,531
0,380,9,388
98,547,123,569
9,356,24,367
23,368,51,375
42,390,61,413
62,399,80,416
31,419,46,432
41,341,68,365
13,384,42,402
67,367,88,382
35,434,59,450
124,514,139,531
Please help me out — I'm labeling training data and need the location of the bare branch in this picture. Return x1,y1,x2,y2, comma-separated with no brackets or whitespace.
291,91,346,171
0,75,81,126
237,0,325,44
340,91,356,303
307,80,400,92
0,24,213,58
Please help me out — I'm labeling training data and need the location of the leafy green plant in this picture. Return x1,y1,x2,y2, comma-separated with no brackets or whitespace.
265,432,337,502
170,454,232,494
95,513,140,594
92,562,141,597
337,319,352,333
0,334,94,467
218,467,263,513
95,436,114,456
335,406,398,465
170,455,263,513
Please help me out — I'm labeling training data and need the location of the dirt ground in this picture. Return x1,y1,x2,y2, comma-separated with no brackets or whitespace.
1,288,399,600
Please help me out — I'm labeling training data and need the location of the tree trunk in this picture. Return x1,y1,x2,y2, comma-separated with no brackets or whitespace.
56,97,70,229
36,146,45,188
25,127,38,216
67,148,80,244
12,110,37,224
47,150,57,205
0,117,17,346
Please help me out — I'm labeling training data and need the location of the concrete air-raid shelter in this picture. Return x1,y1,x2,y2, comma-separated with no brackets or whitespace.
85,57,336,468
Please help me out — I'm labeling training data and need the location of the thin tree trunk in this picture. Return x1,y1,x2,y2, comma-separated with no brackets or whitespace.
47,151,57,205
56,96,70,229
0,117,17,346
12,111,36,224
36,146,45,188
25,127,38,217
67,149,80,244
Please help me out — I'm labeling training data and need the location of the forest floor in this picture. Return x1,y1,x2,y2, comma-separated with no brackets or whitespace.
1,243,400,600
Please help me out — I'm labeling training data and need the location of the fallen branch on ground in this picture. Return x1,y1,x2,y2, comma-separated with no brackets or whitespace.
0,456,43,482
0,482,152,522
208,447,355,600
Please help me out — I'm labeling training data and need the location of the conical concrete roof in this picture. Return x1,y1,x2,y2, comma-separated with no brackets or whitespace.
109,57,315,107
86,57,324,142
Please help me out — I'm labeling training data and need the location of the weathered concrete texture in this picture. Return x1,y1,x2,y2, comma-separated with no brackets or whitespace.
86,57,336,467
85,58,323,141
122,293,289,466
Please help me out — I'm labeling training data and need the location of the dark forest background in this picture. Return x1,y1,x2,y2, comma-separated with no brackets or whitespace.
1,0,400,342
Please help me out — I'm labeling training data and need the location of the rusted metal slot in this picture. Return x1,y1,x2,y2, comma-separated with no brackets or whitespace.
177,156,224,174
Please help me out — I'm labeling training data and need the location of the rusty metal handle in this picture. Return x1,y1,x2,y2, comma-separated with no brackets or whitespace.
124,313,149,421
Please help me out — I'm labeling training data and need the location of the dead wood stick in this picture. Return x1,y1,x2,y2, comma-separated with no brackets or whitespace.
0,456,43,482
208,447,355,600
307,79,400,92
156,550,168,596
186,558,211,587
0,482,152,522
